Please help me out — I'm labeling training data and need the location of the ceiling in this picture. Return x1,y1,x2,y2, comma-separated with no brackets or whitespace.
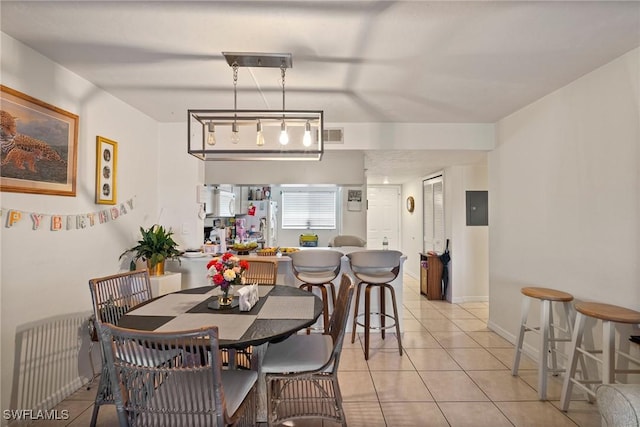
2,1,639,183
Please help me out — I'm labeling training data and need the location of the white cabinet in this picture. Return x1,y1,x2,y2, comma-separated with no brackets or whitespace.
149,272,182,297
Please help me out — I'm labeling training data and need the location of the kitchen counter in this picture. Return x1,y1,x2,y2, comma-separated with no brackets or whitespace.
167,247,406,333
166,254,294,288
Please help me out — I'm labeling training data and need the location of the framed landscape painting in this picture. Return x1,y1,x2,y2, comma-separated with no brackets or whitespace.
0,85,79,196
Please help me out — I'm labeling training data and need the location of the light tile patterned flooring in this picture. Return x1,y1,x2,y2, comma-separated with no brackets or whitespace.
38,275,601,426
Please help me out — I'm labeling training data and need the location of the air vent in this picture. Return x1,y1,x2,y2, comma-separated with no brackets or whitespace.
323,128,344,144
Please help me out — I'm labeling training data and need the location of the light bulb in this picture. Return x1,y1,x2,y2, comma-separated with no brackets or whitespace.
303,121,312,147
256,121,265,146
207,122,216,145
279,121,289,145
231,122,240,144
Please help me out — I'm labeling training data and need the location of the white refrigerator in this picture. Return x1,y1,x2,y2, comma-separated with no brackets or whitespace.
241,200,278,247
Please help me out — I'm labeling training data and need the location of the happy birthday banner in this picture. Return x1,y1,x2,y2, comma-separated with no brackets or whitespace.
2,198,135,231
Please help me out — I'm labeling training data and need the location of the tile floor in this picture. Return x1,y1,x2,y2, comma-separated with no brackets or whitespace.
37,275,601,426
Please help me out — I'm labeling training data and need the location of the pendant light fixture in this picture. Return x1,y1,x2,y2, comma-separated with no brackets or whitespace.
188,52,324,161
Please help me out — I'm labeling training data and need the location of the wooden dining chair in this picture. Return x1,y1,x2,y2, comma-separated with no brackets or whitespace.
262,273,355,427
99,323,257,427
243,259,278,285
88,269,154,427
228,259,278,369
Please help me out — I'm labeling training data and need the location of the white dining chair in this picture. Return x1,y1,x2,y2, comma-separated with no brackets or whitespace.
261,273,354,427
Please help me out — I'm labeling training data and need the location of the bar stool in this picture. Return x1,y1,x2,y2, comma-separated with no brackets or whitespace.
348,250,403,360
512,287,575,400
560,302,640,411
289,249,343,334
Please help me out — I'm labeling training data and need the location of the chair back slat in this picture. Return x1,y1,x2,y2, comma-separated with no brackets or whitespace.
243,259,278,285
89,270,153,324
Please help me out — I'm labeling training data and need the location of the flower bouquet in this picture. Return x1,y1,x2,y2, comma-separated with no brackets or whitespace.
207,253,250,306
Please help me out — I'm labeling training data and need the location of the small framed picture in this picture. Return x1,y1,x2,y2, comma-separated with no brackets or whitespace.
95,136,117,204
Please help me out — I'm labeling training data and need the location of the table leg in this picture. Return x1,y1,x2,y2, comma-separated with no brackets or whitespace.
251,343,268,422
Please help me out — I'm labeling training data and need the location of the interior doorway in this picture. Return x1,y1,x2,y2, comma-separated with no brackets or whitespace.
366,185,401,250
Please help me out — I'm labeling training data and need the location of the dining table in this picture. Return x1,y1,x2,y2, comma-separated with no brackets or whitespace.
117,283,323,422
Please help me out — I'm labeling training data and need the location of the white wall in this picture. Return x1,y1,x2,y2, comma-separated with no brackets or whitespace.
445,165,489,303
401,164,489,302
156,123,205,251
0,34,160,416
488,48,640,349
203,150,366,186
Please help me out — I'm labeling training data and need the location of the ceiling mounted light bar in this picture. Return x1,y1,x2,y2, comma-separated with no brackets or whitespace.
188,52,323,161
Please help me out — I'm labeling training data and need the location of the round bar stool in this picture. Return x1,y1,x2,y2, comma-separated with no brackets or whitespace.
289,249,343,334
560,302,640,411
348,250,403,360
512,287,575,400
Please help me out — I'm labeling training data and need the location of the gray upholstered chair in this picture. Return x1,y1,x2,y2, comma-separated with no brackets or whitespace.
289,249,343,333
328,235,366,247
262,274,355,427
348,250,403,360
99,323,257,427
88,270,155,427
597,384,640,427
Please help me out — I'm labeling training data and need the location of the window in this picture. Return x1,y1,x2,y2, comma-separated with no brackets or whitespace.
281,189,337,229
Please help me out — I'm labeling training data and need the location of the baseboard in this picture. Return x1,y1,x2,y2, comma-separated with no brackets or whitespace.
450,295,489,304
487,319,541,362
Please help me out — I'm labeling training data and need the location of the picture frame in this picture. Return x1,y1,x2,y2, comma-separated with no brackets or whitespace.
95,136,118,205
0,85,79,196
347,189,362,211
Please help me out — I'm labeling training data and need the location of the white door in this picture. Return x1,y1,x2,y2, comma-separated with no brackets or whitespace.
367,186,401,250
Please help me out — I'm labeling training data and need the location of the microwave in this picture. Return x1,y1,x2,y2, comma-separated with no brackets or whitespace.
206,189,236,217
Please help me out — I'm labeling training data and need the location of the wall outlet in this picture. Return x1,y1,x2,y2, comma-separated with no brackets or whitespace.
181,223,190,235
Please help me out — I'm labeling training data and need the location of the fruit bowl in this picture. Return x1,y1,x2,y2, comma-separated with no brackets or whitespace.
230,242,258,255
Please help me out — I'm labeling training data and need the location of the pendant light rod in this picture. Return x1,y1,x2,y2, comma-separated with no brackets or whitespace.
281,65,286,111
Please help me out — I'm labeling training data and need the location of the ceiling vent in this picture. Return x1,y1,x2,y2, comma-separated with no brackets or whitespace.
323,128,344,144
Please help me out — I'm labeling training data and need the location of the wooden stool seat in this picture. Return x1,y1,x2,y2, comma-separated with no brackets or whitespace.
575,302,640,324
561,301,640,411
513,286,575,400
521,287,574,302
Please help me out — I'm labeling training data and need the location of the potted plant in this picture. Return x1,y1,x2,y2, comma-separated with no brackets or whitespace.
120,224,181,275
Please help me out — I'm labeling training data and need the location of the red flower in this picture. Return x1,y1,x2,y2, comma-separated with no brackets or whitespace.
212,273,224,285
206,259,217,269
239,260,250,270
222,252,233,261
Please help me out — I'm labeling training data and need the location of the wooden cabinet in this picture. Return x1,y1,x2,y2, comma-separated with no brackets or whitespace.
420,252,443,300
